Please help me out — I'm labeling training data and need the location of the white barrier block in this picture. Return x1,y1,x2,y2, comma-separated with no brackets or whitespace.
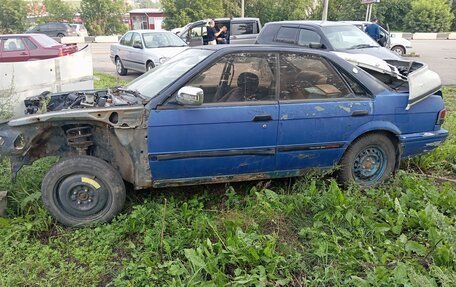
448,33,456,40
94,36,119,43
61,36,85,44
0,48,94,117
413,33,437,40
391,32,402,38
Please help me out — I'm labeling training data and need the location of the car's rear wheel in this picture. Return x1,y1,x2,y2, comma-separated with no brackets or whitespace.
116,57,128,76
391,45,406,55
41,156,126,227
146,61,155,71
57,33,65,38
339,134,396,186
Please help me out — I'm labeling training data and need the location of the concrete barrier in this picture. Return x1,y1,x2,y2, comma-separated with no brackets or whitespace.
449,33,456,40
412,33,438,40
0,46,93,117
94,35,119,43
437,33,450,40
391,32,402,38
61,36,86,44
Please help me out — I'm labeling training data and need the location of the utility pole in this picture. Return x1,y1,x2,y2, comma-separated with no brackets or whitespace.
241,0,245,17
322,0,329,21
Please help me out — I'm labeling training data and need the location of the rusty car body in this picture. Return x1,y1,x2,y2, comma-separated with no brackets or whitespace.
0,45,448,226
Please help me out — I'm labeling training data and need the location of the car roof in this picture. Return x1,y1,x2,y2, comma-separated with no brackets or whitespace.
265,20,355,27
0,33,44,38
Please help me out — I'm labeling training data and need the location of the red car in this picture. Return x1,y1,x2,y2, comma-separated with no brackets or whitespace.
0,33,78,62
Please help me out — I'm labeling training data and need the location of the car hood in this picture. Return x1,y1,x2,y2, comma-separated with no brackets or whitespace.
341,46,402,60
334,52,441,109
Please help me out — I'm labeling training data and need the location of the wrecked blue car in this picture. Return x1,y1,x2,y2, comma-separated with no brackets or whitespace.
0,45,448,226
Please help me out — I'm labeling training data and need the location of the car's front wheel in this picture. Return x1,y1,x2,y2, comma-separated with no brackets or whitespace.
115,57,128,76
391,45,406,56
41,156,126,227
146,61,155,71
339,134,396,186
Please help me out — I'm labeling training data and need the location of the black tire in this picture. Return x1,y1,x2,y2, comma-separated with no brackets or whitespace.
41,156,126,227
146,61,155,71
57,33,65,38
339,134,396,187
115,57,128,76
391,45,406,56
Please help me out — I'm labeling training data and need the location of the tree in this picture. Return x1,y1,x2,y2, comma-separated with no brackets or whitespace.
245,0,314,25
373,0,412,31
41,0,74,23
404,0,454,32
81,0,127,35
161,0,224,29
0,0,28,34
309,0,365,21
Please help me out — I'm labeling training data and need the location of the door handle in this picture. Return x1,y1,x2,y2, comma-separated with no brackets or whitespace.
253,115,272,122
352,110,369,116
20,52,28,55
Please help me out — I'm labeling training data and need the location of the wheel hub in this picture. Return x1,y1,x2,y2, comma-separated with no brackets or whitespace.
353,147,387,183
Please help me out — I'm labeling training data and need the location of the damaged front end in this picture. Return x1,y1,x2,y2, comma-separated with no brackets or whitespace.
0,88,152,188
334,52,442,110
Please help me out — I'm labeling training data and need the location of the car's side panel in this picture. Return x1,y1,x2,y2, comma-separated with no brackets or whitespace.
277,100,373,170
148,104,279,181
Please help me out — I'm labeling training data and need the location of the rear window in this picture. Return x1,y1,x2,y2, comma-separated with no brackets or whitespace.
32,34,59,47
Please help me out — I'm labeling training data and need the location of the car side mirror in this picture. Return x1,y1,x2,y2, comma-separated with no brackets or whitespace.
176,86,204,106
133,43,143,49
309,42,324,49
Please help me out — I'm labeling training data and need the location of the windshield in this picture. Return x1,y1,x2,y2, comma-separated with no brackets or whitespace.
142,32,186,48
322,25,379,50
125,49,213,99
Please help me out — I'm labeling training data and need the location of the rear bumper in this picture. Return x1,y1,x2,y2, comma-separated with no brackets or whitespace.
399,129,448,158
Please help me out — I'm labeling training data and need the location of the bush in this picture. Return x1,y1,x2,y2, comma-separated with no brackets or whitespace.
404,0,454,32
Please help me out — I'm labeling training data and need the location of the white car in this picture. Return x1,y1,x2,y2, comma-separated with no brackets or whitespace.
342,21,413,56
110,30,188,75
70,23,89,37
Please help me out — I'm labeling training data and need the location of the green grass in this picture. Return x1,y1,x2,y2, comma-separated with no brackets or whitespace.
93,71,128,89
0,80,454,286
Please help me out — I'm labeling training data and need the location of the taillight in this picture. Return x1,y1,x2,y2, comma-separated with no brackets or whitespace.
58,48,64,56
437,108,446,125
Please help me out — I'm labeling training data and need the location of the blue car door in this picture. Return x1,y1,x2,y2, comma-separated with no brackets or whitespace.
148,52,279,185
276,52,373,171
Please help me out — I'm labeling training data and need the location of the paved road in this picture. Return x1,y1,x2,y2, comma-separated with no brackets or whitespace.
407,40,456,87
88,40,456,86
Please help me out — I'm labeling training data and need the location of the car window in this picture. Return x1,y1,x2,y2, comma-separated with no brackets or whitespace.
231,22,254,35
275,27,298,44
120,32,133,46
142,32,186,48
3,38,26,51
131,33,142,47
298,29,321,47
181,52,277,104
24,38,38,49
279,53,352,100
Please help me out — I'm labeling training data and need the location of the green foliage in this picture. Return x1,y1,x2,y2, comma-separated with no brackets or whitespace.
39,0,74,23
310,0,366,21
245,0,314,26
373,0,412,31
81,0,127,36
93,71,128,89
161,0,224,29
0,0,28,34
404,0,454,32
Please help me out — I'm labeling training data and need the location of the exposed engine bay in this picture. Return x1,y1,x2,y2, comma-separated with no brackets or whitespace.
24,87,147,115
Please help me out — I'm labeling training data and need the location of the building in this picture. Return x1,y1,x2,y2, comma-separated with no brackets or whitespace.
128,8,164,30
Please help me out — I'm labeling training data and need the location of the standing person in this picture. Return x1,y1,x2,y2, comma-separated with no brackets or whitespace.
206,20,226,45
365,18,381,42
